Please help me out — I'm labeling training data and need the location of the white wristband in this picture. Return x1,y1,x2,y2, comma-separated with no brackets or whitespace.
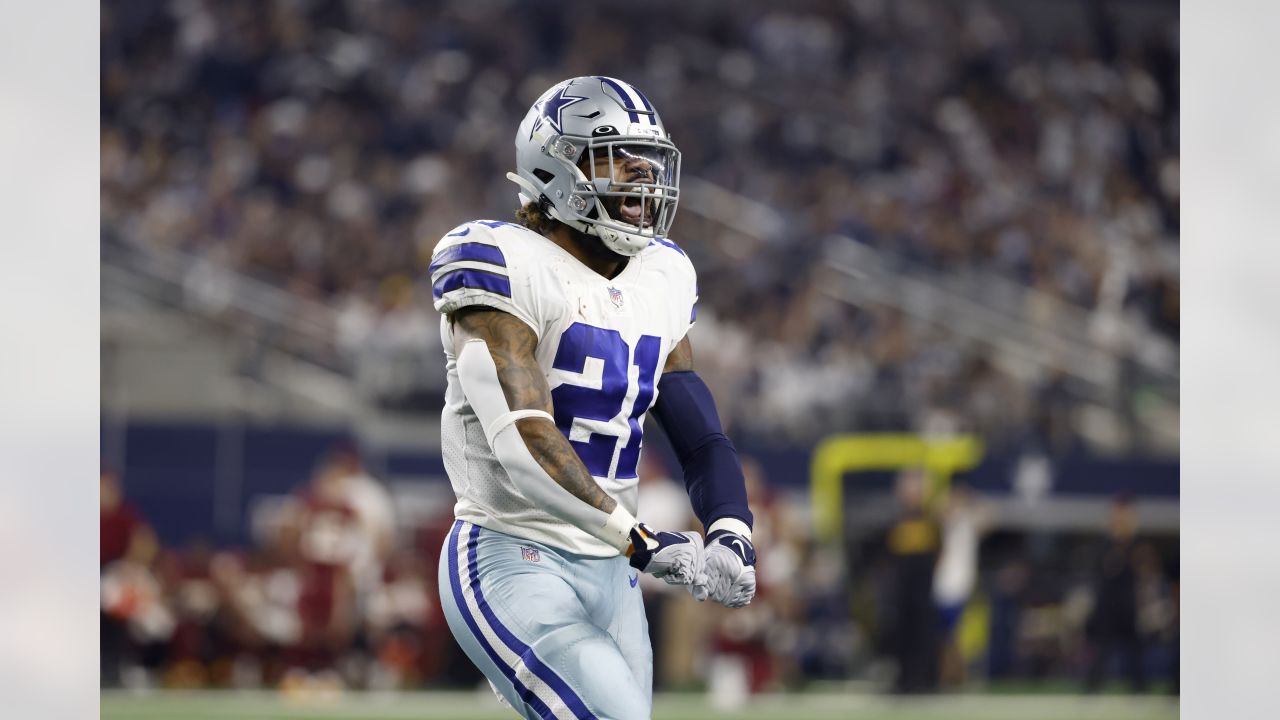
602,504,638,553
707,517,752,540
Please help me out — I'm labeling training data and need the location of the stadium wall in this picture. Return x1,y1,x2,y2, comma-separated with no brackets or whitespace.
102,420,1178,548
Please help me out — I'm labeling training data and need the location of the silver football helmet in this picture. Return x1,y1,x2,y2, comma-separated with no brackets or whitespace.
507,76,681,256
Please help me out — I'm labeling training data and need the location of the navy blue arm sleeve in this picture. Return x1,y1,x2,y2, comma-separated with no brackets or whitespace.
651,370,753,530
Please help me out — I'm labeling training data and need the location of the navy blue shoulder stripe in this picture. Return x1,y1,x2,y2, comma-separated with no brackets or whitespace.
650,236,686,256
430,242,506,275
432,268,512,300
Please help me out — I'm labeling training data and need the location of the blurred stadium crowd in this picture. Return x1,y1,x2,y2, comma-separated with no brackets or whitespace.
101,0,1179,455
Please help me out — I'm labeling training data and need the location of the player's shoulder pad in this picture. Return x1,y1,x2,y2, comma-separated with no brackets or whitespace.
648,235,688,259
429,220,546,330
643,235,699,330
645,234,695,273
645,235,697,289
430,218,541,258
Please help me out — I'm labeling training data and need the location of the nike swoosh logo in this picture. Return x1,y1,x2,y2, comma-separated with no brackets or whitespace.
446,226,471,237
726,538,746,557
629,574,639,588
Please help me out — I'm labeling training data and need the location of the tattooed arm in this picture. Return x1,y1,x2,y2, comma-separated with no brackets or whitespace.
450,306,617,515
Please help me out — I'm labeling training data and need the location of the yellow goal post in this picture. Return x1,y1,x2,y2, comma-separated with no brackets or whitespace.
809,433,985,542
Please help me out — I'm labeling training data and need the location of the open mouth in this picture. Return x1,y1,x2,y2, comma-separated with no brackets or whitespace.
615,176,658,228
619,195,647,226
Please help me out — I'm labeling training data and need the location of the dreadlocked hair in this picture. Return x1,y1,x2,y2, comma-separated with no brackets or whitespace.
515,200,560,234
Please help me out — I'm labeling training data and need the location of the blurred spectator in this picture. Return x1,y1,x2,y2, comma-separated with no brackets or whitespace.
1133,540,1176,691
214,521,305,687
986,555,1031,679
882,469,940,694
290,455,362,677
100,482,170,688
932,483,990,688
166,548,235,686
101,467,146,569
324,444,396,600
101,467,155,687
362,549,434,689
1084,494,1146,692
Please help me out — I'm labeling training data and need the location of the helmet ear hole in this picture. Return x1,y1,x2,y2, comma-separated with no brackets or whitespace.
532,169,555,183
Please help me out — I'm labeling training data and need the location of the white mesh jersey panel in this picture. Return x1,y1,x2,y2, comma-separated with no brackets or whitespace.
434,223,697,556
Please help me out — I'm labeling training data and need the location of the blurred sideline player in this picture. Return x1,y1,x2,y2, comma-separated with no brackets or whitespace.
431,76,757,719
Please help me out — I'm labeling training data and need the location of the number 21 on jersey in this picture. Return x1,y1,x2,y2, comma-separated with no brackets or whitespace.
550,322,661,480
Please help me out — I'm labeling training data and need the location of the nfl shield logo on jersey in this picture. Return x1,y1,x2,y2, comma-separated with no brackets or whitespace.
607,286,624,309
521,546,540,563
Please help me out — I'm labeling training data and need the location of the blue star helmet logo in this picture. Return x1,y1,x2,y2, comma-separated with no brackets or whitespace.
537,85,589,135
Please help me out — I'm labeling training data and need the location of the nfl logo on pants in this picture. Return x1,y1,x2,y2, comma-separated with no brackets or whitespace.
521,546,540,562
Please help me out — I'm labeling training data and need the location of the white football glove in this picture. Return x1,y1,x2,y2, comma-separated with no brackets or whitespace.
693,526,756,607
627,523,706,586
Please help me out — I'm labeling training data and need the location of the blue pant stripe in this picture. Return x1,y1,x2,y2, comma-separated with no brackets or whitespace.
448,521,557,720
465,524,597,719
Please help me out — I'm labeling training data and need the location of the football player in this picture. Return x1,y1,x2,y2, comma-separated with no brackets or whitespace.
432,76,756,720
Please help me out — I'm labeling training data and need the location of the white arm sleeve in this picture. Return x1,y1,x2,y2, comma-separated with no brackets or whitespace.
456,338,636,552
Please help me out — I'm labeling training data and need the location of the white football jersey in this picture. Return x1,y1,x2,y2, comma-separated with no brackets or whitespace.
431,220,698,556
